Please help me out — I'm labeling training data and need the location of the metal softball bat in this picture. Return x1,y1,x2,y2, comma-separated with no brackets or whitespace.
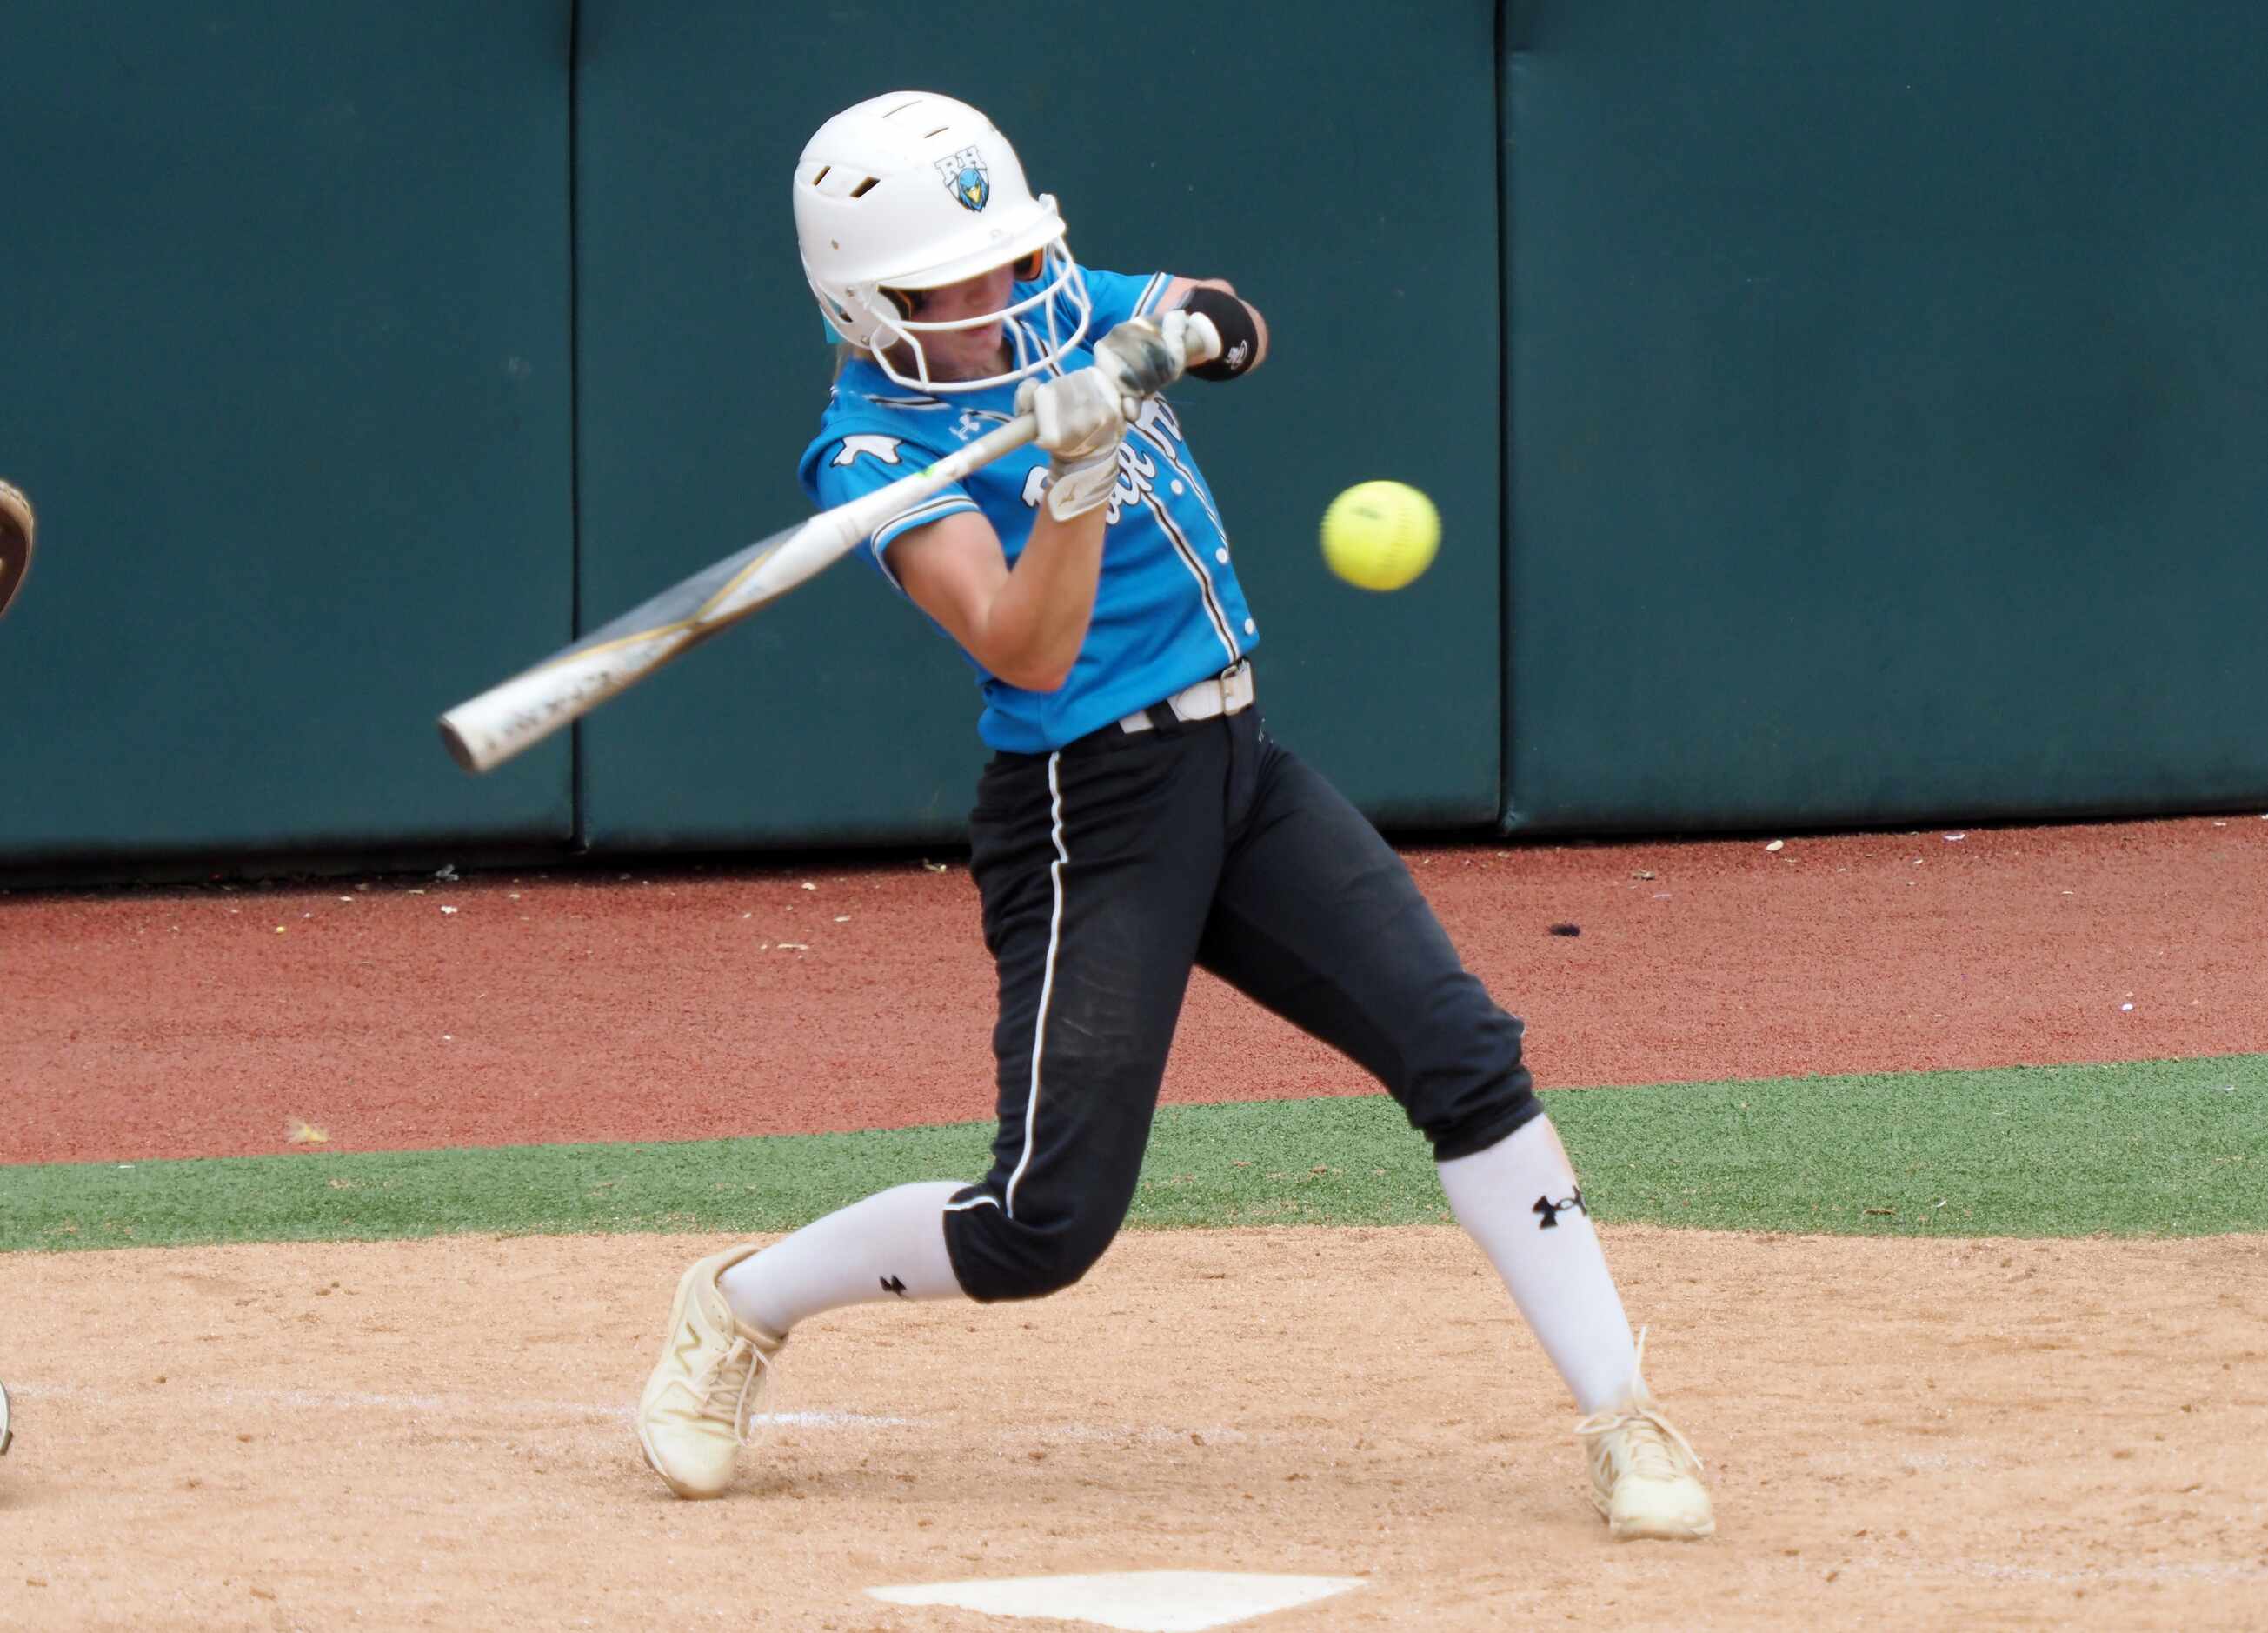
437,312,1219,775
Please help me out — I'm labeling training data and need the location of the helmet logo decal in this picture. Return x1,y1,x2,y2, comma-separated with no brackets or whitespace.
935,145,990,212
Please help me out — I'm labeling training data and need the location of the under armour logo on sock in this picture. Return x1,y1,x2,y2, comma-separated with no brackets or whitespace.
879,1275,908,1296
1532,1189,1586,1229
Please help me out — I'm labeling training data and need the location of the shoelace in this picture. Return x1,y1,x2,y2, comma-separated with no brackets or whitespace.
694,1336,773,1442
1573,1399,1704,1479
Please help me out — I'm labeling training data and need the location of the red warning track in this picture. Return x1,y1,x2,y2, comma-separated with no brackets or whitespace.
4,816,2263,1165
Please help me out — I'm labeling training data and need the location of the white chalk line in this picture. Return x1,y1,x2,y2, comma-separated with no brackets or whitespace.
5,1381,1250,1446
8,1381,910,1430
1943,1557,2268,1587
1817,1555,2268,1589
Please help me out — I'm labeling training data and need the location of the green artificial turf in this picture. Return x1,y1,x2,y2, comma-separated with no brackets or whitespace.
3,1056,2262,1253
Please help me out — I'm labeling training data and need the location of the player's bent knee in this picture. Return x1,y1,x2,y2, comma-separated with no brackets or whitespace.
1417,1072,1543,1164
944,1205,1124,1303
1001,1238,1111,1301
1384,993,1542,1161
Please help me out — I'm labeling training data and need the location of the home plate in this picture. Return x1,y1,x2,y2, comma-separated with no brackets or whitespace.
865,1570,1364,1630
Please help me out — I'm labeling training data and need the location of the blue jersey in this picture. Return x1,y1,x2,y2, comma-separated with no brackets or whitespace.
797,266,1258,753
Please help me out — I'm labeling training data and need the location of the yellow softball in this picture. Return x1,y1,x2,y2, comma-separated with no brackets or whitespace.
1320,481,1440,591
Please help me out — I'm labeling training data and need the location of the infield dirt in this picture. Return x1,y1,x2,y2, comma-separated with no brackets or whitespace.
3,1227,2263,1630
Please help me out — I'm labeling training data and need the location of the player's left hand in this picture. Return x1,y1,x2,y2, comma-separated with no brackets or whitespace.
1094,310,1189,399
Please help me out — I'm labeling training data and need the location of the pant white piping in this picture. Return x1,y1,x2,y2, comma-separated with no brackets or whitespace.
1002,750,1068,1221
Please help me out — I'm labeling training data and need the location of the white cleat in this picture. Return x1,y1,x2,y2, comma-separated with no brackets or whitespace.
635,1245,784,1499
1573,1330,1715,1541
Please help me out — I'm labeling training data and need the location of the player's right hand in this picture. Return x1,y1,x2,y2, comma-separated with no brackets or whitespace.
1015,370,1130,463
1095,310,1190,399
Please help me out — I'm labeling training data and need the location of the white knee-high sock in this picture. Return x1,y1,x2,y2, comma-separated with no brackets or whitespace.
1435,1116,1638,1414
718,1180,969,1337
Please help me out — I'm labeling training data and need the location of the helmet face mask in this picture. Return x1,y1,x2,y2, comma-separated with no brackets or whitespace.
860,240,1090,393
795,92,1092,394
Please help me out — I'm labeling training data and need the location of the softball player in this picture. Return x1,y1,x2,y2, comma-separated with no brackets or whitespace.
637,92,1715,1541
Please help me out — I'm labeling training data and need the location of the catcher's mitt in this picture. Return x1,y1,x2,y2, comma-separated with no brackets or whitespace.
0,480,33,621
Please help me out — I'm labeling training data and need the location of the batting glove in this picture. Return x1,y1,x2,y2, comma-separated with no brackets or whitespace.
1016,370,1131,522
1094,309,1190,400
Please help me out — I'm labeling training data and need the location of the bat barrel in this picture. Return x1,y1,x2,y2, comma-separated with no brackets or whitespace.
436,695,533,777
434,341,1149,776
436,713,490,775
436,636,668,774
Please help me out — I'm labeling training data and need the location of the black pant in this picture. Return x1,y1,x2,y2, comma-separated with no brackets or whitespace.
942,703,1539,1303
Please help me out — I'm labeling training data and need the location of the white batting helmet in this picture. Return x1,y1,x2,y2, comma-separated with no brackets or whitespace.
793,91,1092,393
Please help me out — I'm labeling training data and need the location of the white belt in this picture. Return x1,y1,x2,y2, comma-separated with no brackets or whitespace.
1118,661,1256,734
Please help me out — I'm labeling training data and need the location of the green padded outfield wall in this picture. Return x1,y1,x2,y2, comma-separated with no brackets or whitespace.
1504,2,2268,832
570,1,1502,850
0,3,575,866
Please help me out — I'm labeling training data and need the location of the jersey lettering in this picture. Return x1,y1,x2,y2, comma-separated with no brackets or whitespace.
1016,403,1177,524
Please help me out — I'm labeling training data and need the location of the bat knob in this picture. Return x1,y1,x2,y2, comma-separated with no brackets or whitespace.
1182,311,1222,368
